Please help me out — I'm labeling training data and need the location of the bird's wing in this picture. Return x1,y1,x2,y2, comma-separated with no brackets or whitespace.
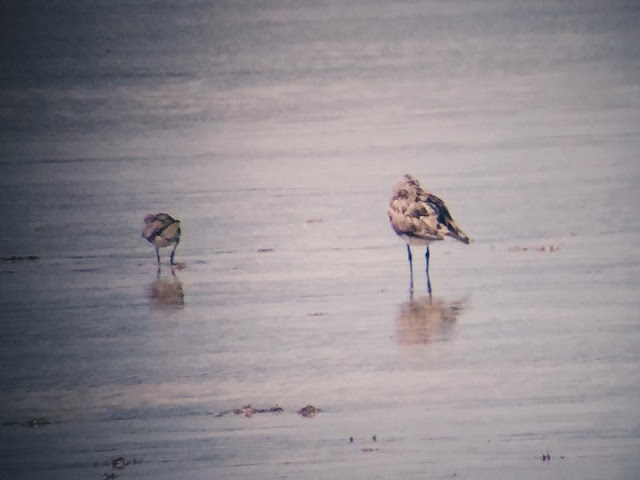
388,196,446,241
160,221,181,242
419,192,470,244
142,214,180,241
142,219,164,241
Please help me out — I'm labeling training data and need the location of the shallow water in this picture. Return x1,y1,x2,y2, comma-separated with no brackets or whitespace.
1,1,640,479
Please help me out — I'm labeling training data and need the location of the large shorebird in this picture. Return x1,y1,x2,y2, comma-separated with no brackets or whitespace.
142,213,181,267
388,174,470,295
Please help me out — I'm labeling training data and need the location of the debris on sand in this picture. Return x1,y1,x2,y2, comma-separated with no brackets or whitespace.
297,405,320,418
254,405,284,414
111,457,129,470
214,404,319,418
508,245,559,253
215,405,284,418
233,405,255,417
95,456,140,479
349,434,379,450
3,417,51,428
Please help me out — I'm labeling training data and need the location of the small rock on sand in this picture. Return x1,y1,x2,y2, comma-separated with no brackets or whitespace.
297,405,320,418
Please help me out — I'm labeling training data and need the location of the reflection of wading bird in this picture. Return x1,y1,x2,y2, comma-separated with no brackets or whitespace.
395,296,467,344
142,213,181,267
148,270,184,307
388,175,470,295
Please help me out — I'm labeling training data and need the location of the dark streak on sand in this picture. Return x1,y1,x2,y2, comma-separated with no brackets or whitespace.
1,255,40,262
3,417,51,428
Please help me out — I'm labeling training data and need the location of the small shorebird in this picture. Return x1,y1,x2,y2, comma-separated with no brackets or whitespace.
388,174,470,295
142,213,181,267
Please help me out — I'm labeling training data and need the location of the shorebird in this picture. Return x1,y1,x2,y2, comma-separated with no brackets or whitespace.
142,213,181,267
388,174,470,295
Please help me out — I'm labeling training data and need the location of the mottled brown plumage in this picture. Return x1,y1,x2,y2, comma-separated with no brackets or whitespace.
142,213,181,267
388,174,470,245
388,174,470,294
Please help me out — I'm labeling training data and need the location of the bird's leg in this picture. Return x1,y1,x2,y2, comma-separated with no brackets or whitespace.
155,246,162,275
170,242,178,266
406,244,414,294
425,246,432,296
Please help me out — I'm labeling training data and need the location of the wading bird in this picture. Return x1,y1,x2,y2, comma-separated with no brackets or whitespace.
142,213,181,267
388,174,470,295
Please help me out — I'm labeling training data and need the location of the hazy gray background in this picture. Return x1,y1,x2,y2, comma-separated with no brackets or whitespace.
1,1,639,479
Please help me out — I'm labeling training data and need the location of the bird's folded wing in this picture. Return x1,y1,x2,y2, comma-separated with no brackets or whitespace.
418,193,470,244
142,220,163,241
142,216,178,241
160,221,181,242
389,198,445,241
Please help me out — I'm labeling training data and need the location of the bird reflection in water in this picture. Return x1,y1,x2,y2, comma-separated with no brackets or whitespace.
147,269,184,308
395,296,467,345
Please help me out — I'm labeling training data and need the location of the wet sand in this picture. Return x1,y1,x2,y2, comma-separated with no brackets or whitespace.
1,152,639,479
1,1,640,479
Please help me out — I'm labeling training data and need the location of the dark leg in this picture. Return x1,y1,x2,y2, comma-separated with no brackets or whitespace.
155,247,161,275
406,244,414,293
425,246,432,296
170,241,179,266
